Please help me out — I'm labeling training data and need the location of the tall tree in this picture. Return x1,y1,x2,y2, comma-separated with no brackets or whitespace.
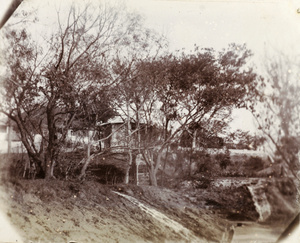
0,2,147,179
253,51,300,179
74,88,116,180
129,44,259,186
110,19,167,184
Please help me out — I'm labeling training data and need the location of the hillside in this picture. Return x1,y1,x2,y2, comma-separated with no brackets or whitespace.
0,154,298,242
0,154,229,243
0,180,229,242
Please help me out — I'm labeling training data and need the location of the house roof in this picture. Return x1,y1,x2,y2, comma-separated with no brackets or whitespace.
107,116,125,124
97,115,139,126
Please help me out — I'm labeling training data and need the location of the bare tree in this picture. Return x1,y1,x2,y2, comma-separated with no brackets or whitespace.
0,1,148,179
253,51,300,180
109,21,167,184
116,44,259,186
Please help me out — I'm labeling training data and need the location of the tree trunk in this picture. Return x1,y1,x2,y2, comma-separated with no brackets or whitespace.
79,132,93,180
124,151,132,184
155,148,163,173
135,159,139,185
44,139,57,179
45,103,56,179
134,154,142,185
44,158,52,179
124,102,132,184
7,122,11,154
148,164,157,186
79,156,91,180
192,129,197,149
161,147,169,186
50,160,55,178
142,149,160,187
44,146,57,179
124,167,130,184
189,147,194,176
27,153,44,178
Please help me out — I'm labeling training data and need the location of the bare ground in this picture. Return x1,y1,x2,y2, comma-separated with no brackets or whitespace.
0,153,228,243
0,155,297,243
0,178,231,243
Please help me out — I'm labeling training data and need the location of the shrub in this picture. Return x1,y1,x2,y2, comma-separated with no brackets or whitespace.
215,149,231,170
193,151,213,173
244,156,265,171
89,164,125,184
0,154,30,182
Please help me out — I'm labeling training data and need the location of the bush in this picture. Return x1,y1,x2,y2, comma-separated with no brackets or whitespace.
89,165,125,184
193,151,213,173
193,177,212,189
244,156,265,171
0,154,30,182
215,150,231,170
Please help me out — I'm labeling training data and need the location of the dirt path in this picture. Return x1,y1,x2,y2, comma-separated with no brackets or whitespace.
113,191,206,242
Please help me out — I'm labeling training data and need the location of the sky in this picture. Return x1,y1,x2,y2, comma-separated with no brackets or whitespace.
124,0,300,134
126,0,300,56
1,0,300,134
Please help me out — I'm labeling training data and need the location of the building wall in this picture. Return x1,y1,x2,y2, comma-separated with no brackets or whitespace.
0,125,24,154
110,124,127,150
0,125,7,153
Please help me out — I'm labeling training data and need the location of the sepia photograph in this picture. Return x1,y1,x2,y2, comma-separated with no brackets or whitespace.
0,0,299,242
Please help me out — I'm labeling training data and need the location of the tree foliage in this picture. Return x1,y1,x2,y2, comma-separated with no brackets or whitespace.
1,2,261,185
0,2,149,179
253,52,300,179
112,44,259,186
223,129,266,150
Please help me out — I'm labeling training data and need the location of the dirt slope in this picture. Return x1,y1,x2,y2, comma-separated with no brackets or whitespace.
0,177,229,243
1,155,297,243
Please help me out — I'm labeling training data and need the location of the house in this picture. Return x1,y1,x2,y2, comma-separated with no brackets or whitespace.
65,129,100,150
94,115,151,185
0,116,24,154
63,116,128,152
98,115,146,152
98,116,127,151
